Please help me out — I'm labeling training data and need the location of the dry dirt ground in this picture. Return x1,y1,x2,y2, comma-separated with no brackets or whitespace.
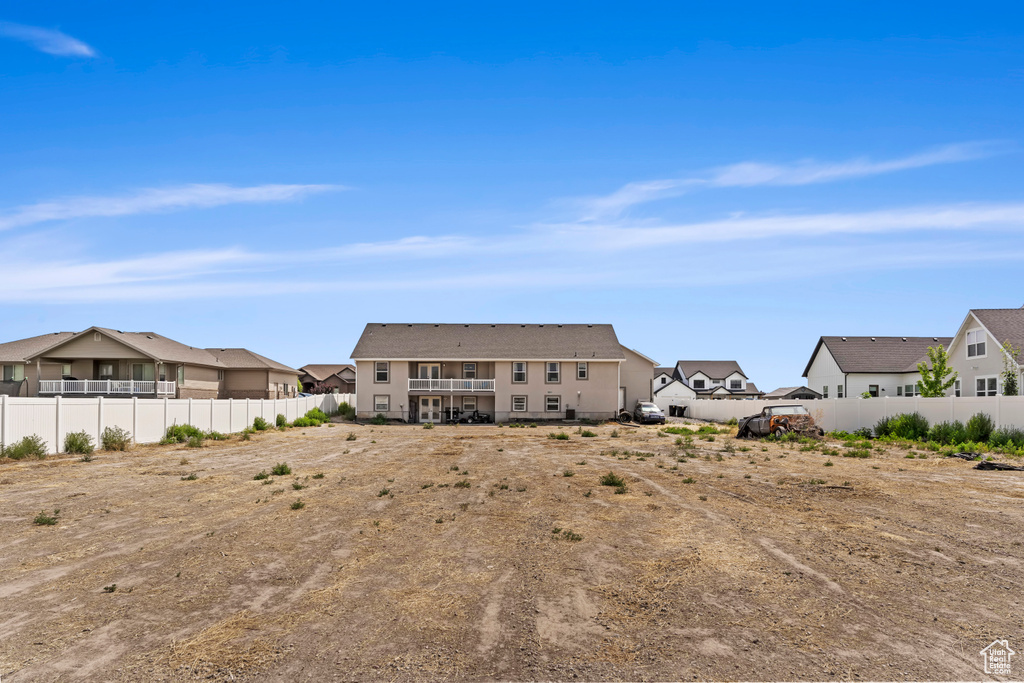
1,421,1023,682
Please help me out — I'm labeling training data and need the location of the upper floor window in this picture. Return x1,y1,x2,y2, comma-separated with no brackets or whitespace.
692,379,706,389
512,362,527,383
375,361,389,383
546,362,560,383
660,376,667,385
463,363,476,379
729,379,742,390
967,330,987,358
577,362,588,380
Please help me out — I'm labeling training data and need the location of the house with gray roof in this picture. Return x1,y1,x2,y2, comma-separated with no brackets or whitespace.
947,308,1024,397
0,326,298,399
802,335,952,399
764,386,822,401
349,323,655,422
298,364,356,394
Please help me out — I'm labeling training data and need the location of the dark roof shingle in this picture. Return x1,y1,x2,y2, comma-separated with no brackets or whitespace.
299,364,355,381
971,308,1024,352
803,336,952,376
676,360,747,380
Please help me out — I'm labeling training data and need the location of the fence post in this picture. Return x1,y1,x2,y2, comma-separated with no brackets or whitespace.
163,397,168,434
97,395,104,446
132,397,138,443
246,398,250,427
996,394,1002,429
55,394,62,454
210,398,215,431
0,394,5,450
229,398,233,433
188,397,193,426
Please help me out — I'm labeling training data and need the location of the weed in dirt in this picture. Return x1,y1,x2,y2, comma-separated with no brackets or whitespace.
739,446,751,452
454,480,471,489
682,477,696,484
744,474,752,479
761,447,768,452
206,431,229,441
843,481,852,486
459,470,468,476
580,430,597,438
252,417,270,431
599,472,625,487
64,430,95,455
103,584,117,593
101,426,132,451
4,434,47,460
422,482,434,489
576,460,587,465
904,453,916,459
516,486,527,492
186,435,204,449
437,483,450,488
271,462,292,476
292,481,305,490
716,453,723,462
272,488,284,495
723,442,736,454
698,495,708,501
346,432,357,441
563,470,575,477
254,470,270,480
806,478,827,485
498,448,504,452
79,453,94,462
181,473,198,480
423,422,434,430
377,487,391,497
748,459,756,464
34,509,59,525
583,489,592,497
548,432,570,441
498,483,509,490
530,423,537,428
435,517,444,524
670,465,678,470
611,429,619,438
717,473,724,478
824,461,834,467
450,465,460,471
291,499,306,510
559,529,583,542
614,485,627,494
387,478,394,482
845,449,871,458
312,472,325,479
459,502,469,511
261,478,274,486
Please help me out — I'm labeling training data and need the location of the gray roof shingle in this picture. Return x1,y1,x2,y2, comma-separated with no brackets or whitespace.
0,332,75,363
803,336,952,376
971,308,1024,353
299,364,355,381
206,348,299,374
350,324,625,360
676,360,747,380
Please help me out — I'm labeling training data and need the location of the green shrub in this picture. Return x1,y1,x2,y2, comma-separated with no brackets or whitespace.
63,430,95,455
370,413,388,425
292,417,315,428
887,412,930,441
253,470,270,480
423,422,434,430
965,412,994,443
4,435,47,460
305,407,331,424
599,471,625,487
990,426,1024,448
580,430,597,437
548,432,570,440
853,428,872,439
271,462,292,476
337,402,356,420
276,414,288,428
874,415,893,438
186,435,204,448
252,417,270,431
928,420,966,445
164,424,204,444
695,424,719,434
726,417,738,426
34,509,59,525
101,426,132,451
205,431,229,441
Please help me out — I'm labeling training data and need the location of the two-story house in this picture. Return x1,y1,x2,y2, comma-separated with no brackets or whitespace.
802,336,952,399
947,308,1024,397
651,360,763,411
349,323,655,422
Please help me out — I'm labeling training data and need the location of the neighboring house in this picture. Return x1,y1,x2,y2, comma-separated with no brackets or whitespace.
764,386,822,401
349,323,655,422
298,364,356,394
652,360,762,410
653,367,675,393
947,308,1024,397
802,336,951,399
0,326,298,399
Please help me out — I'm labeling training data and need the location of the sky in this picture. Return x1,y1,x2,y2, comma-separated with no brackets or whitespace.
1,2,1023,391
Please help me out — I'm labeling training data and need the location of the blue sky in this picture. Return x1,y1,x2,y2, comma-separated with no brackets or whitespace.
1,3,1022,390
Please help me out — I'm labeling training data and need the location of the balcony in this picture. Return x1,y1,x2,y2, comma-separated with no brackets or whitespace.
39,380,177,396
408,378,495,392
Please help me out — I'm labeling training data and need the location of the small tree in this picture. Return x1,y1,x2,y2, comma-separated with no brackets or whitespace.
1002,340,1021,396
916,344,958,398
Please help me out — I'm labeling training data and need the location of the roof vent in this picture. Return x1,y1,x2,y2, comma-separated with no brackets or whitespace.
587,324,592,327
933,337,938,341
464,324,469,327
902,337,907,342
521,325,525,328
147,335,154,339
871,338,876,341
490,324,495,327
434,324,439,327
557,324,562,327
539,324,544,327
841,337,847,341
381,324,386,327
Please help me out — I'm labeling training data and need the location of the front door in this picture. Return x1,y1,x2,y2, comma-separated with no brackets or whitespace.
419,396,442,423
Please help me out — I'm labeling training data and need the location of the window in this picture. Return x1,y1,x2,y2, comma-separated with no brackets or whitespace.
61,363,72,377
2,364,25,381
730,379,742,390
546,362,560,383
99,363,114,380
577,362,588,380
967,329,987,358
660,376,667,385
904,384,919,397
822,385,829,399
374,395,390,411
896,386,903,396
711,379,722,386
374,362,389,383
177,366,185,384
132,364,155,382
692,379,706,389
462,396,477,411
217,369,224,381
512,362,527,383
976,376,998,397
837,385,844,399
954,379,961,397
545,395,561,412
463,363,476,379
512,395,527,412
868,385,879,397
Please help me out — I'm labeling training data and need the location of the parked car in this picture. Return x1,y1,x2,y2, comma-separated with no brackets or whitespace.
457,409,492,424
633,401,666,425
736,404,824,439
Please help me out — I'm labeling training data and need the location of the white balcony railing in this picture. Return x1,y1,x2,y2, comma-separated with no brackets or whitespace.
408,378,495,392
39,380,177,396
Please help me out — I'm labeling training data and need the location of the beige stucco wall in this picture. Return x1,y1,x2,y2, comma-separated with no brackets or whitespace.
493,360,618,421
41,333,149,360
356,360,411,419
948,317,1018,396
620,347,655,410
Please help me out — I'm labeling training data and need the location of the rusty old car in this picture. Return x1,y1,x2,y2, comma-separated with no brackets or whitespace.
735,404,824,439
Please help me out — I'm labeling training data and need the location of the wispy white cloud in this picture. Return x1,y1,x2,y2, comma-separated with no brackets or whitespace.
579,142,1003,219
0,21,95,57
0,183,345,231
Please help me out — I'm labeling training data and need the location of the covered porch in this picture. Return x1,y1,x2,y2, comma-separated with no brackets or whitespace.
409,393,495,424
38,379,176,396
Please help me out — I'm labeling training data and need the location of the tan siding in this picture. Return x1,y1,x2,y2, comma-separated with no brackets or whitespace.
40,333,149,360
620,347,655,409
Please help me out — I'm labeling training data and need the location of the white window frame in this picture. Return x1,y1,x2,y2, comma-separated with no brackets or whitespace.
967,329,987,359
897,386,903,397
822,385,828,399
512,362,527,383
692,379,706,389
904,383,919,397
373,394,390,411
546,362,560,383
512,395,527,412
462,395,477,411
954,379,961,397
577,362,588,380
975,375,998,397
545,395,561,412
837,385,844,399
463,363,476,379
374,361,390,383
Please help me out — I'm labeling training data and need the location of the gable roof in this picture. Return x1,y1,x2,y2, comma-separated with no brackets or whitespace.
764,385,822,399
969,308,1024,355
299,364,355,381
351,324,625,361
206,348,298,374
25,327,226,367
0,331,76,363
676,360,747,380
802,336,952,377
654,366,675,377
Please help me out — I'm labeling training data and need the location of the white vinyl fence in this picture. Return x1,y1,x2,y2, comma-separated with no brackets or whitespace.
0,393,355,454
678,395,1024,433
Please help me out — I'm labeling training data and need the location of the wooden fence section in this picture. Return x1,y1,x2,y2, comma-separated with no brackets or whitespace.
0,393,355,454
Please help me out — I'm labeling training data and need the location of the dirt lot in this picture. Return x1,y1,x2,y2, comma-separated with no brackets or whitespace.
1,420,1022,681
